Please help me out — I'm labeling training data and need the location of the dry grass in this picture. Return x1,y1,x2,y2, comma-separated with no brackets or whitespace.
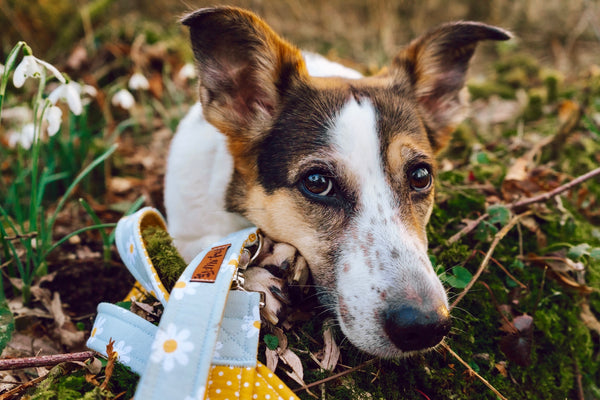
1,0,599,74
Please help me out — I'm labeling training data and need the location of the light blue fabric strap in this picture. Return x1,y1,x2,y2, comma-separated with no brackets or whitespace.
86,290,261,375
134,227,260,400
86,302,156,375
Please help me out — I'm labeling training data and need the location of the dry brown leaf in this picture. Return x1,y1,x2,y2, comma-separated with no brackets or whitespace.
525,254,593,294
504,157,529,182
318,326,340,371
580,302,600,336
495,361,508,378
265,348,279,372
280,348,305,387
272,326,288,351
109,176,136,193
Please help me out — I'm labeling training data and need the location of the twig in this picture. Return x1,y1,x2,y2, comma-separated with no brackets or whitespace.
0,351,95,371
510,166,600,210
477,250,527,290
442,343,508,400
293,358,377,393
574,357,584,400
435,213,488,252
0,373,48,400
450,211,533,311
439,166,600,249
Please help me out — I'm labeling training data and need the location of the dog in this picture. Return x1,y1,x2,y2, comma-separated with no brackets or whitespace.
164,6,510,358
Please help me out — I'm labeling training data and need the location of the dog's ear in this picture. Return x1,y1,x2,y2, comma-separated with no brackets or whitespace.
182,7,307,142
392,22,511,152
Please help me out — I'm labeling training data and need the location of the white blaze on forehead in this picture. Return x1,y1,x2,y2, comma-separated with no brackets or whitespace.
328,98,446,357
330,98,383,195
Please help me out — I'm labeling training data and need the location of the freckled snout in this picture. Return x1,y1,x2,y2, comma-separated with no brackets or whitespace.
384,304,451,352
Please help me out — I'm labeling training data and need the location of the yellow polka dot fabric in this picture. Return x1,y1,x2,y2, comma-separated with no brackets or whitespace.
204,363,299,400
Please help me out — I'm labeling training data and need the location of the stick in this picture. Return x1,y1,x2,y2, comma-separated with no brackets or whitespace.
442,343,508,400
0,351,95,371
293,358,377,393
510,166,600,210
0,373,47,400
441,166,600,248
450,211,532,311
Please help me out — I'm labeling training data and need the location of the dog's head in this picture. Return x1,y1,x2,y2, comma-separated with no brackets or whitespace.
182,7,510,358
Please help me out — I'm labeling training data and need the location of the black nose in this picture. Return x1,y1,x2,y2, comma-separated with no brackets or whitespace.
384,305,451,352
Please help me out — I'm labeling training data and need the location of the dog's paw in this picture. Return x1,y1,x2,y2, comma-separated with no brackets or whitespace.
243,237,310,325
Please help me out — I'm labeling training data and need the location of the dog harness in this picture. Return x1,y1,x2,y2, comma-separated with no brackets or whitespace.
86,207,299,400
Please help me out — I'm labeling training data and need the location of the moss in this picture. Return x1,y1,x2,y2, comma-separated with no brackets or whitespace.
523,90,544,121
141,226,187,292
468,81,517,100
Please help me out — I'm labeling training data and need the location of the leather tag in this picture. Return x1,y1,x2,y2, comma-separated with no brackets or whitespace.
191,244,231,283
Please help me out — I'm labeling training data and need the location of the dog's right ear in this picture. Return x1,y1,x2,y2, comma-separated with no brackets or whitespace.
182,7,307,144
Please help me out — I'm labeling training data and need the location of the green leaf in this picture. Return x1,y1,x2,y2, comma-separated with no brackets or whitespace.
589,248,600,260
264,334,279,350
567,243,591,260
441,266,473,289
0,300,15,353
510,259,525,270
476,152,491,165
475,221,498,241
488,204,511,226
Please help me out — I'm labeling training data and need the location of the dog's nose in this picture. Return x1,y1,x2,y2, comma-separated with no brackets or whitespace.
384,305,451,352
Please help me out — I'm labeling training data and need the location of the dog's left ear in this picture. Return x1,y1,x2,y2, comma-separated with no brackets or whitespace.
392,22,511,152
181,7,307,147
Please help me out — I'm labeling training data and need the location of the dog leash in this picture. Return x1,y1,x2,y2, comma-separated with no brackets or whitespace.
86,207,299,400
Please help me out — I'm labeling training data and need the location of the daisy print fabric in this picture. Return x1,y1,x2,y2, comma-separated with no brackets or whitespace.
151,323,195,372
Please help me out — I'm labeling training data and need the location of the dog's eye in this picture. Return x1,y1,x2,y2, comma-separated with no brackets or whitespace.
409,166,432,191
301,173,335,197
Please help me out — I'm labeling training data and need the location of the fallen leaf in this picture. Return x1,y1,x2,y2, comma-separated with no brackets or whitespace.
279,348,305,387
580,302,600,336
265,348,279,372
499,314,534,367
524,252,592,293
314,325,340,371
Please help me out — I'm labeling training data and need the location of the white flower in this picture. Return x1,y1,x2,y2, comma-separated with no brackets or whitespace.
213,341,223,359
151,323,194,372
48,81,83,115
0,63,5,75
87,315,106,346
112,88,135,110
128,72,150,90
124,236,136,267
7,123,35,149
112,340,132,364
13,55,65,88
45,106,62,136
13,55,42,88
177,63,196,80
241,304,261,338
171,280,196,300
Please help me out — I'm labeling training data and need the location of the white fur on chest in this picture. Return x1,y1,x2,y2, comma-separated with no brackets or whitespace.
164,103,252,261
164,53,362,261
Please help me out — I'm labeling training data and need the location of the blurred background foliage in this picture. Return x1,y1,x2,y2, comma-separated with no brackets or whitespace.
1,0,599,74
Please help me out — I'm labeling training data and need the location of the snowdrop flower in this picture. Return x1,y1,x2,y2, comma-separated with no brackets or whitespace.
45,105,62,136
48,81,83,115
7,123,35,149
0,63,5,75
112,88,135,110
13,54,65,88
128,72,150,90
177,63,196,80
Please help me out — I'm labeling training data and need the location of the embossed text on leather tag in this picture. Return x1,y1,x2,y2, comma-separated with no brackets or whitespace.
191,244,231,283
